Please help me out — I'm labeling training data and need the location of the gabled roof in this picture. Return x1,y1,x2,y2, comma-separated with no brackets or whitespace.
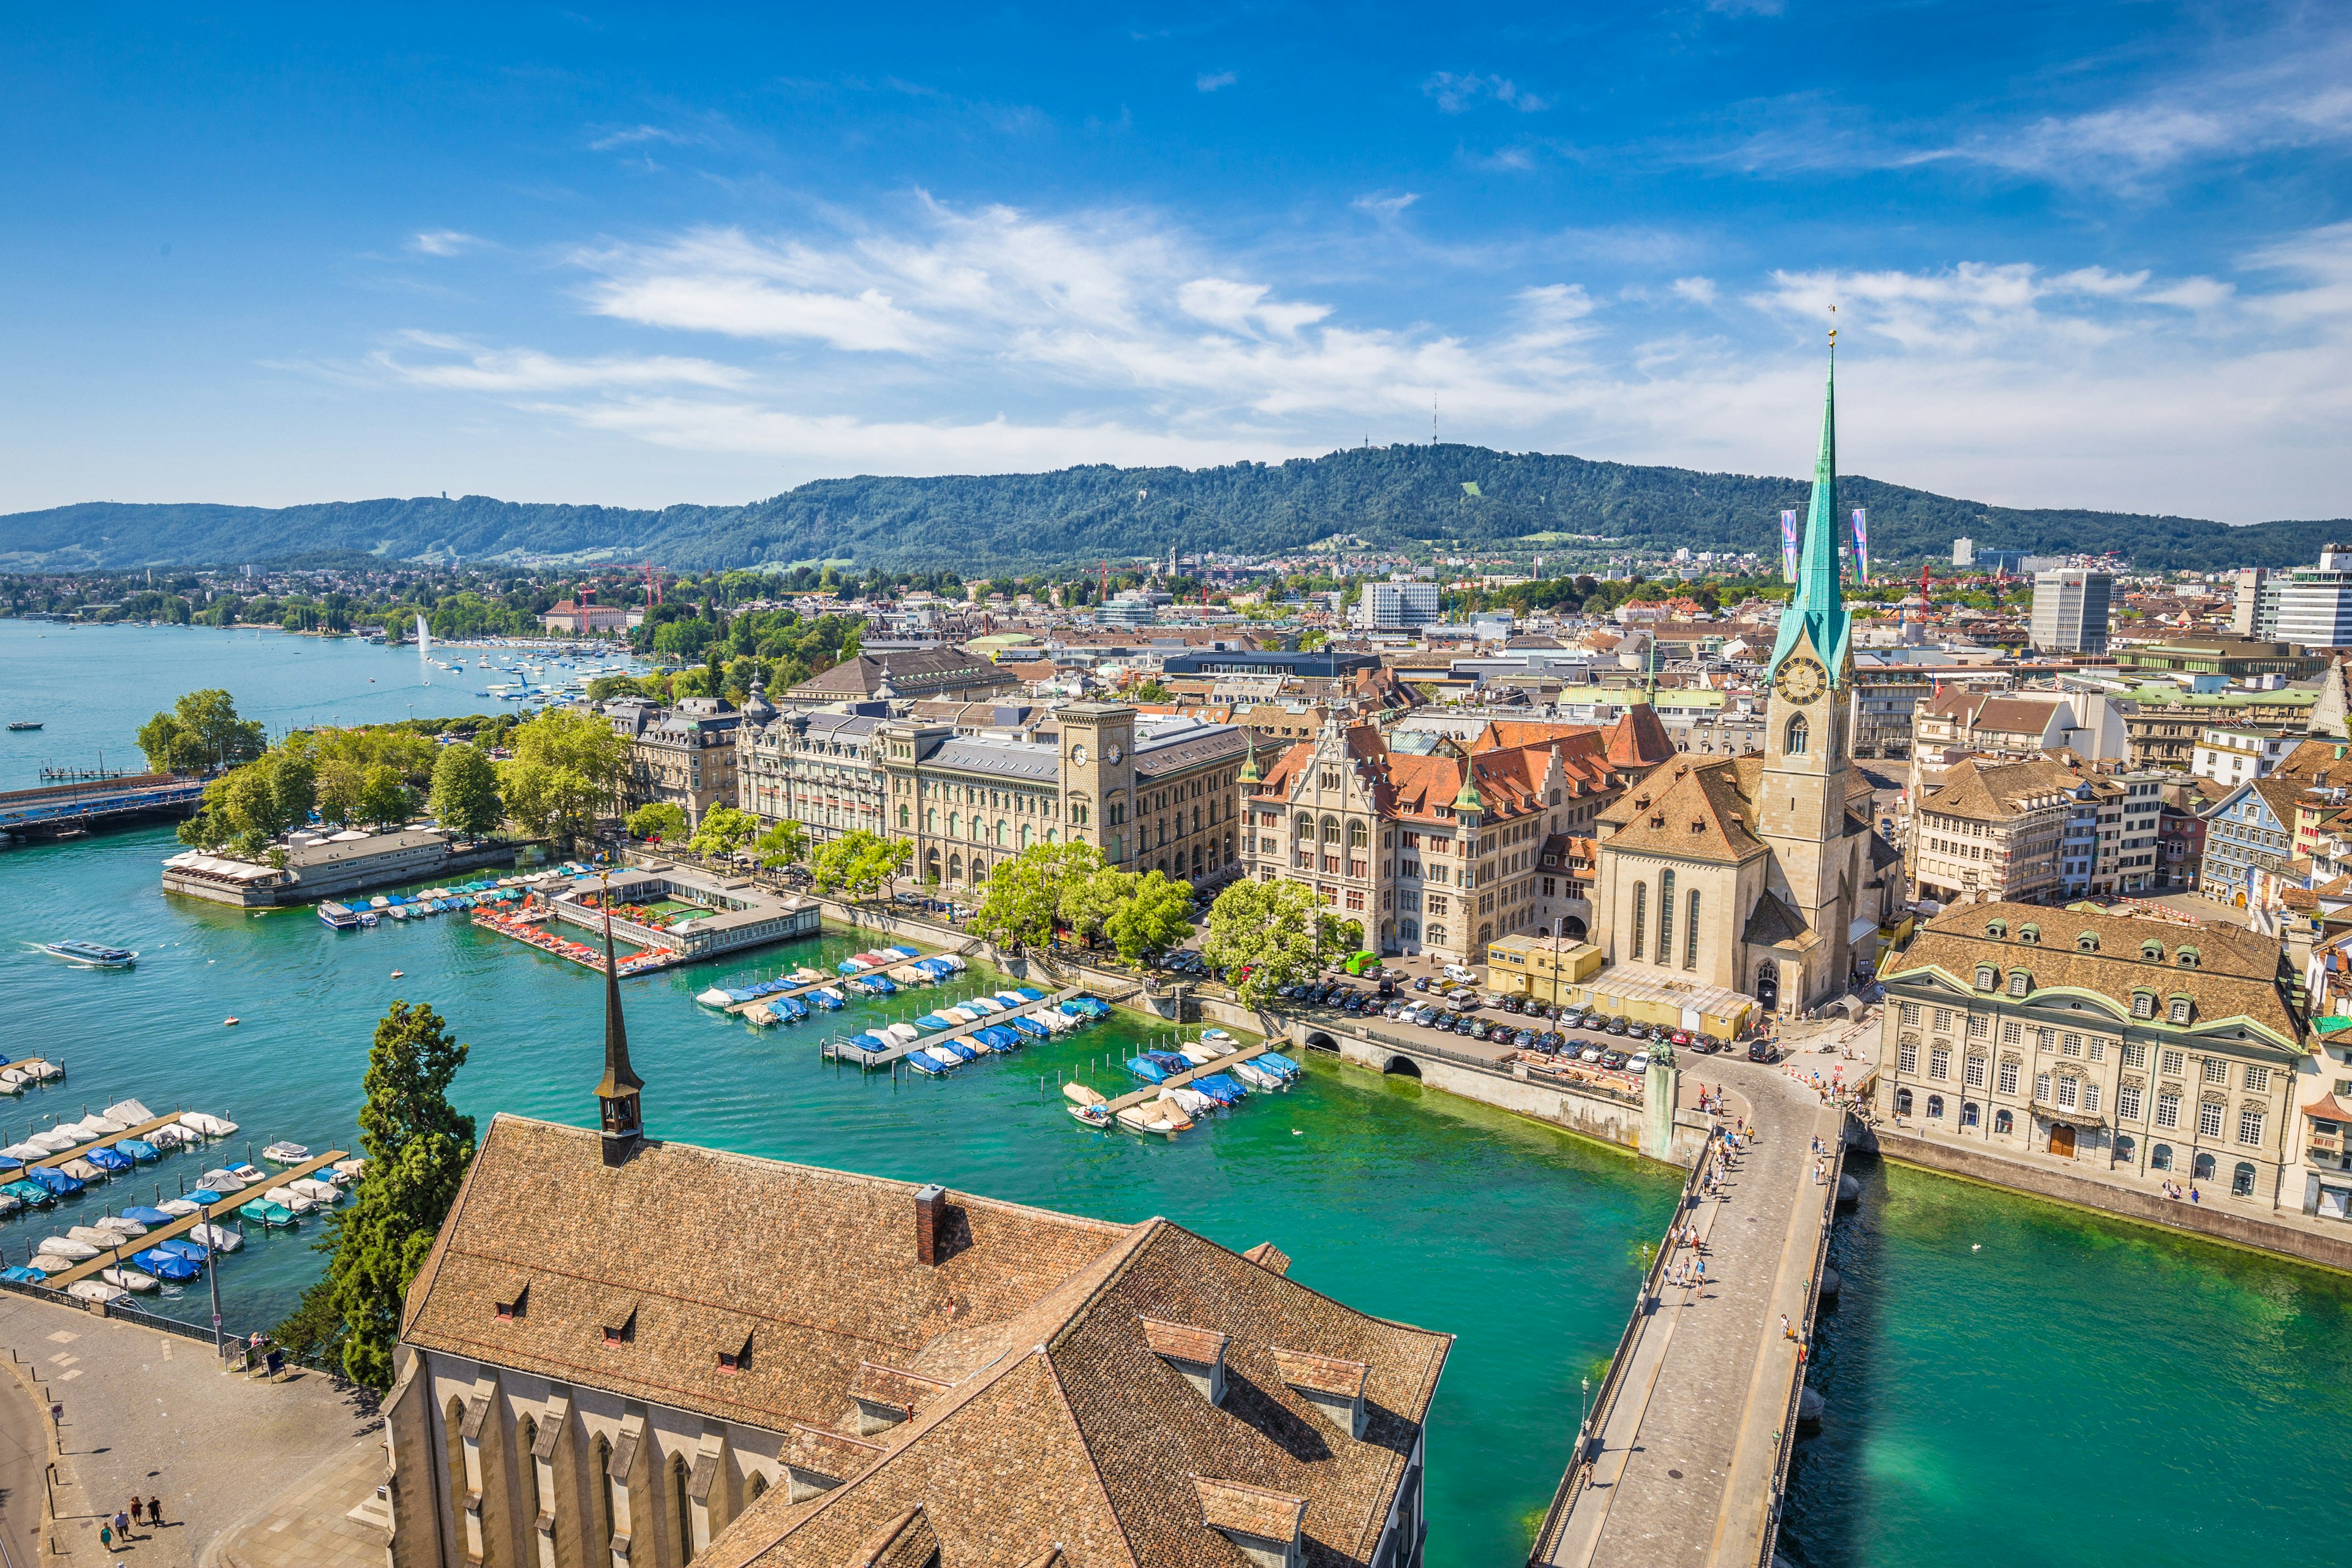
1743,890,1809,946
1603,704,1676,769
1594,756,1768,864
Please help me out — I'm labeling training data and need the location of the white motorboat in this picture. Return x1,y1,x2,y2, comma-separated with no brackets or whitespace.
101,1099,154,1124
189,1223,241,1252
156,1198,202,1217
24,1254,77,1276
1230,1061,1284,1092
59,1159,104,1183
331,1158,366,1181
695,987,734,1008
146,1125,195,1149
36,1236,98,1260
179,1112,238,1137
92,1215,148,1238
0,1142,47,1161
260,1142,310,1164
100,1265,159,1292
196,1168,247,1192
67,1226,126,1248
67,1281,131,1306
77,1115,126,1136
289,1178,340,1204
264,1185,317,1215
227,1163,266,1185
1160,1085,1214,1115
1201,1029,1237,1047
1177,1045,1219,1066
26,1131,80,1153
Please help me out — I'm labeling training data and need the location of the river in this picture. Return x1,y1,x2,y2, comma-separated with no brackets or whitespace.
1,622,2343,1566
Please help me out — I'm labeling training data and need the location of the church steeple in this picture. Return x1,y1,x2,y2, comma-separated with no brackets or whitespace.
592,877,644,1167
1765,330,1852,686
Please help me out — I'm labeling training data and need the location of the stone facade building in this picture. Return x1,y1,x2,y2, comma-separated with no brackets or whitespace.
382,933,1450,1568
782,647,1019,707
1906,756,2077,907
608,696,742,827
1877,903,2304,1202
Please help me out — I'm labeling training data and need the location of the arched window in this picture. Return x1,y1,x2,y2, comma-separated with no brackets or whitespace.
1894,1087,1913,1116
2151,1143,2173,1170
1961,1101,1980,1128
1785,714,1809,755
2114,1134,2135,1163
948,813,960,838
1659,870,1676,963
1994,1108,2015,1135
1632,882,1648,959
593,1435,616,1554
1019,823,1031,849
1349,821,1368,850
1684,890,1701,968
1927,1094,1945,1119
1321,815,1341,845
2232,1161,2256,1196
1477,922,1493,946
2192,1152,2217,1181
673,1453,694,1563
747,1472,769,1504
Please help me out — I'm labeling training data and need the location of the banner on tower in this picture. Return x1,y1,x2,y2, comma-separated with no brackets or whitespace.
1851,507,1869,581
1780,510,1800,582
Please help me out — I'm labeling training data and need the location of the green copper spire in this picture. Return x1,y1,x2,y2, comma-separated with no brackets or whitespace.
1765,332,1852,685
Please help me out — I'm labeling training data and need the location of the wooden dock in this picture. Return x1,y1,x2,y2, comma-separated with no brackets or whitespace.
41,1148,353,1289
719,948,959,1017
1100,1042,1278,1113
821,987,1091,1069
11,1107,210,1174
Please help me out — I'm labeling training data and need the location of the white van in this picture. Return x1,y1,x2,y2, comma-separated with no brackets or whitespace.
1442,963,1479,984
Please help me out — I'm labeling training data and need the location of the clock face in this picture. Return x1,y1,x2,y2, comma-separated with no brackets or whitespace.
1777,657,1827,705
1070,744,1087,765
1107,745,1124,764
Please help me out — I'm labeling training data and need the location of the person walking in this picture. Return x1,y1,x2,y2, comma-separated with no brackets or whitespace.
129,1496,143,1529
149,1496,163,1528
115,1508,131,1540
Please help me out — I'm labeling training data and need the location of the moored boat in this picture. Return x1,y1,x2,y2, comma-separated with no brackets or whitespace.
100,1265,159,1293
260,1141,310,1164
238,1198,296,1227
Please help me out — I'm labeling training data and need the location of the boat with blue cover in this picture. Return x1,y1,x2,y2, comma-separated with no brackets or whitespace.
975,1025,1022,1051
773,995,809,1022
239,1198,295,1226
2,1181,50,1208
85,1147,132,1174
809,989,844,1011
1010,1016,1051,1041
1257,1050,1302,1079
0,1266,43,1283
914,1013,952,1031
114,1139,159,1163
28,1167,81,1197
120,1205,173,1226
132,1248,202,1280
156,1237,209,1261
184,1187,224,1205
1125,1055,1171,1084
905,1050,952,1076
937,1039,981,1061
1190,1073,1248,1106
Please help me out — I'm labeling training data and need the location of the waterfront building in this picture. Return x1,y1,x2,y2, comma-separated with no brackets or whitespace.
1589,349,1896,1012
736,684,890,849
2029,568,2113,655
608,696,742,827
876,703,1250,891
1241,712,1652,960
538,599,632,636
161,824,518,908
382,928,1449,1568
1876,903,2304,1200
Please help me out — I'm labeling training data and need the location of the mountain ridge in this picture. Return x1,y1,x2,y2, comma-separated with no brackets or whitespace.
2,444,2342,573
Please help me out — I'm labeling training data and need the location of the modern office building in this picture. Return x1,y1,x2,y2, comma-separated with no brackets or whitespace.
1355,577,1442,630
2029,568,2114,655
1952,537,1975,567
2274,546,2352,649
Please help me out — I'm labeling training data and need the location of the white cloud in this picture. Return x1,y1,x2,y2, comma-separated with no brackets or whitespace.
385,199,2352,522
589,123,714,152
1352,191,1420,220
1196,70,1236,93
1423,72,1550,115
410,230,480,257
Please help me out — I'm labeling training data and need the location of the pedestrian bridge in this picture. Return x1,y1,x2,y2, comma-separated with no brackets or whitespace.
0,774,206,838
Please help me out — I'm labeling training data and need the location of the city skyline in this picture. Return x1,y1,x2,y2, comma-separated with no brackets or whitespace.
6,3,2351,523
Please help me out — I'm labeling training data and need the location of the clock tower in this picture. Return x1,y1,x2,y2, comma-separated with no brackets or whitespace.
1058,702,1137,866
1757,335,1858,974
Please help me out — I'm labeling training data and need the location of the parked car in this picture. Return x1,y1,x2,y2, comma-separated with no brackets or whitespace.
1442,963,1479,983
1538,1031,1565,1053
1627,1053,1651,1076
1412,975,1431,992
1580,1046,1604,1063
1467,1019,1490,1041
1606,1016,1630,1036
1513,1029,1538,1049
1748,1040,1778,1063
1453,1016,1477,1036
1668,1031,1694,1049
1601,1050,1628,1071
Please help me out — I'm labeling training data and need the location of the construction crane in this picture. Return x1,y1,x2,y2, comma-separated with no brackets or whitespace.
641,561,663,606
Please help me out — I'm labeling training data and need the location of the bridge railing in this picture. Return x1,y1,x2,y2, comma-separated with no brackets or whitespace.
1758,1116,1847,1567
1526,1124,1721,1567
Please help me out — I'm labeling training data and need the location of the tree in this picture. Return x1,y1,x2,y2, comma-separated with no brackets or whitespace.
1104,869,1196,962
136,688,265,774
427,744,503,841
688,804,761,859
970,842,1104,949
359,763,410,828
273,1000,476,1389
808,829,911,900
498,709,631,845
1201,879,1328,1009
626,802,688,843
753,819,806,869
317,758,366,826
1055,862,1131,947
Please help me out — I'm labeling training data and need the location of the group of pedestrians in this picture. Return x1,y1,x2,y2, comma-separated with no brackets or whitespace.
95,1492,165,1553
1664,1216,1709,1290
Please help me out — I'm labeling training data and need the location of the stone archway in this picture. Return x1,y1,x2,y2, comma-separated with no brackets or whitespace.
1559,916,1588,940
1755,962,1781,1012
1303,1031,1341,1054
1382,1055,1422,1078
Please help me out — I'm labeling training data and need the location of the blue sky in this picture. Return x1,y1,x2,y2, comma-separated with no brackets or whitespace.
6,2,2351,521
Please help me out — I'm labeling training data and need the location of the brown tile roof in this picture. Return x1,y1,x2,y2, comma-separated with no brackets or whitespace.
1881,901,2302,1045
1268,1348,1369,1400
1139,1317,1231,1365
1594,756,1767,864
849,1507,940,1568
1240,1242,1291,1276
849,1362,956,1421
1604,704,1677,769
1915,756,2082,823
709,1219,1450,1568
1193,1477,1307,1543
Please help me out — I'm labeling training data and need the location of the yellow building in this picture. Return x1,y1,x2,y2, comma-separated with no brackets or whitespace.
1485,934,1605,1003
1486,933,1757,1039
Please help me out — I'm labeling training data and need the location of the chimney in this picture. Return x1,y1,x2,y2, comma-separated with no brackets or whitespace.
914,1184,947,1265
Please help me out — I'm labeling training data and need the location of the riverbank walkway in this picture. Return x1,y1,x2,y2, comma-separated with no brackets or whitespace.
1534,1043,1847,1568
819,987,1089,1068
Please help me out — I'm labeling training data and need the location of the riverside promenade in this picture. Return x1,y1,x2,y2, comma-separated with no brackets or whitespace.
1533,1041,1849,1568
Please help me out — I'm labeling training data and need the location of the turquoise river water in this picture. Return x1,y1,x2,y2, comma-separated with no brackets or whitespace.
3,622,2346,1566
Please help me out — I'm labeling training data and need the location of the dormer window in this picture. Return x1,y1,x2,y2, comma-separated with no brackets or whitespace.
1975,966,1998,991
2175,948,2199,968
1140,1317,1230,1406
601,1302,638,1346
2168,996,2193,1025
717,1330,752,1373
2141,940,2164,962
2076,931,2100,952
2007,971,2030,997
1986,919,2007,938
493,1281,528,1321
2018,924,2040,945
2132,991,2155,1020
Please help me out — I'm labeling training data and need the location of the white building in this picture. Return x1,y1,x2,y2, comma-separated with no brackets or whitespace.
2274,545,2352,649
1953,537,1975,567
2191,726,2296,788
2029,568,2113,655
1355,577,1441,630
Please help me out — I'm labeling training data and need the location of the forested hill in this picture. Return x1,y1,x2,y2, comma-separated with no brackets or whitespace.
2,445,2342,573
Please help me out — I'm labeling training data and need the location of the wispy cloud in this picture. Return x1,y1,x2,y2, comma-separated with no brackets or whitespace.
1352,191,1421,220
371,332,750,393
1196,70,1237,93
1424,72,1550,115
410,230,481,257
588,123,717,152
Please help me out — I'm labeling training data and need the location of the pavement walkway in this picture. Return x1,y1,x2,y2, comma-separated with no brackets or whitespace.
0,1297,382,1568
1542,1025,1848,1568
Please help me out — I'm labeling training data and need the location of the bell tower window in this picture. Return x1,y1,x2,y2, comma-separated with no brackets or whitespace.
1785,714,1809,755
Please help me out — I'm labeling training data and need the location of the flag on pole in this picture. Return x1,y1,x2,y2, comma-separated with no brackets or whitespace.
1851,507,1869,581
1780,510,1799,583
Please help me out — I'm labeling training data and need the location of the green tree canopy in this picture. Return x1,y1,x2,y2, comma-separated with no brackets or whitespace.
808,829,913,900
970,842,1106,949
359,763,411,829
753,818,806,869
626,801,689,842
137,688,265,774
428,744,503,842
1201,879,1330,1009
688,804,761,858
1103,869,1197,961
274,1000,477,1389
497,709,631,845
